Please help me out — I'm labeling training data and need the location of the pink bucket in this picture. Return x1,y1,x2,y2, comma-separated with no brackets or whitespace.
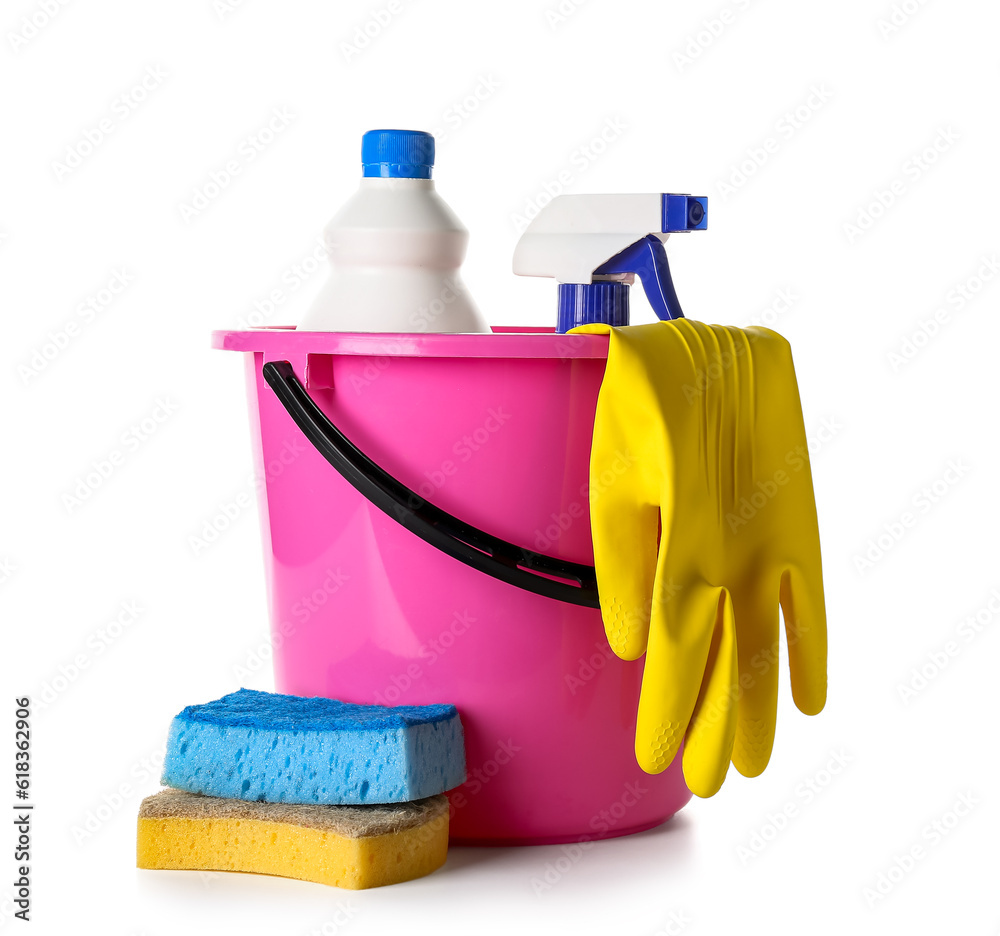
212,325,691,844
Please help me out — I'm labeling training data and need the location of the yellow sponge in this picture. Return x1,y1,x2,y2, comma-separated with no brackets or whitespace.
137,789,448,889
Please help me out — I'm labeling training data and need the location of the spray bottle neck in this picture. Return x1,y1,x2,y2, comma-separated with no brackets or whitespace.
557,282,630,332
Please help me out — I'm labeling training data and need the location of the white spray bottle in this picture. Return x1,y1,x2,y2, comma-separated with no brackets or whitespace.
298,129,489,333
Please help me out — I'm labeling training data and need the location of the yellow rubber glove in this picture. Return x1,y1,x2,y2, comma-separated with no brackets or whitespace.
572,320,827,797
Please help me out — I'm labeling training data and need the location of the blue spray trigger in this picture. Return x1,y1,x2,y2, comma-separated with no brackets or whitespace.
594,234,685,321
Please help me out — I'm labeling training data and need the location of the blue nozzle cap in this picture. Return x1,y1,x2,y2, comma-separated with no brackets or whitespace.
662,194,708,231
361,129,435,179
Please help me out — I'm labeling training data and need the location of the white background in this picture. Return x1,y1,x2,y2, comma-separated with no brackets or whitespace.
2,0,1000,933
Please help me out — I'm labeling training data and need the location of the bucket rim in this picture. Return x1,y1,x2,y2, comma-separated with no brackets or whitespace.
211,325,611,359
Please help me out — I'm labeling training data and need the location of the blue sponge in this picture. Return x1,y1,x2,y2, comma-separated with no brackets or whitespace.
161,689,465,805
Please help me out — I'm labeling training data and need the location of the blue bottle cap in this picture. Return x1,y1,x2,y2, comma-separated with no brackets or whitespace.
361,129,435,179
556,282,630,334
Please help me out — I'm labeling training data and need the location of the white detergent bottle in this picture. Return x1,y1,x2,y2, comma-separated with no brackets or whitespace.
298,129,489,333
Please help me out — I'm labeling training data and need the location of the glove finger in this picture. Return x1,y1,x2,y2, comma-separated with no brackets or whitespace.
780,565,828,716
729,582,780,778
590,487,660,661
634,581,720,775
682,589,739,797
583,323,659,661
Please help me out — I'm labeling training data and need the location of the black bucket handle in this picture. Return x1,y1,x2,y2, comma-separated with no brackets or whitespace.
262,360,600,608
